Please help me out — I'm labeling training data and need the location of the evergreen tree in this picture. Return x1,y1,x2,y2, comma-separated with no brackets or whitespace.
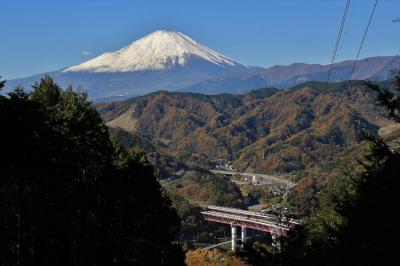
0,76,184,265
280,72,400,265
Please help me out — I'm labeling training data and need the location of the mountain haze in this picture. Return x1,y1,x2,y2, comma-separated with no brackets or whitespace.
4,29,399,101
181,55,400,94
5,30,251,100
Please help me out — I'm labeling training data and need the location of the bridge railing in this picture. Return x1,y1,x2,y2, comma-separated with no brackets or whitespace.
202,211,295,235
207,205,299,226
202,205,300,251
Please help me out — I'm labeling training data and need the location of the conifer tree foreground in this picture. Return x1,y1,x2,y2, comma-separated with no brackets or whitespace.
0,76,185,266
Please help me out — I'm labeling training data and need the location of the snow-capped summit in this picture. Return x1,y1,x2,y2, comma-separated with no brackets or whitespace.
6,30,255,100
64,30,247,72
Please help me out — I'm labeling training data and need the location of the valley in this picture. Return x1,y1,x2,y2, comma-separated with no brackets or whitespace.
97,79,395,216
95,78,400,251
2,1,400,264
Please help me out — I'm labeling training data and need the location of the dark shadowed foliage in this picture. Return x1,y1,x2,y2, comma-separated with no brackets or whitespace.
0,76,185,266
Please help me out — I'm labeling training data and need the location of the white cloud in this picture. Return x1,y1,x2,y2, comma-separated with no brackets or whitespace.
81,50,92,56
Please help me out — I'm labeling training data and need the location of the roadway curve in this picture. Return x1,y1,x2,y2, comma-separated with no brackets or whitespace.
210,170,295,188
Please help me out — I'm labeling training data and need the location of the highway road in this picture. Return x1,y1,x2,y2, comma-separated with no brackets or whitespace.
210,170,295,188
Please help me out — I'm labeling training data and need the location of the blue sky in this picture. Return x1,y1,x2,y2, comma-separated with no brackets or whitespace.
0,0,399,79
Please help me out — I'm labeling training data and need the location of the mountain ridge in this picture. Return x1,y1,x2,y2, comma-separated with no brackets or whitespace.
3,29,398,100
97,80,392,175
180,55,400,94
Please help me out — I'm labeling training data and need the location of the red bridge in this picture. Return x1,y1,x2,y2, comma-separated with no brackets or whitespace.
201,205,299,250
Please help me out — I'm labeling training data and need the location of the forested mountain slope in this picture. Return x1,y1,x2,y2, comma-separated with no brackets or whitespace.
97,81,392,175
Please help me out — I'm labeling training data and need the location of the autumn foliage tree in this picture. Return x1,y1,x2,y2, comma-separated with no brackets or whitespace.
185,249,249,266
280,72,400,266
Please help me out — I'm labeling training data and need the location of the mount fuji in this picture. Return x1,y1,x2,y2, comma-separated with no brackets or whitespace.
5,30,252,100
5,30,399,101
65,30,247,73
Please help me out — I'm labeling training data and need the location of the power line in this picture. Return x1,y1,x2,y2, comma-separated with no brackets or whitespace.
337,0,379,111
326,0,351,83
347,0,379,83
299,0,379,167
301,1,352,169
337,0,358,58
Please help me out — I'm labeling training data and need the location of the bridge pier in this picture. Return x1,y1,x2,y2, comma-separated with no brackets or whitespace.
271,233,281,253
231,224,237,251
241,227,247,244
